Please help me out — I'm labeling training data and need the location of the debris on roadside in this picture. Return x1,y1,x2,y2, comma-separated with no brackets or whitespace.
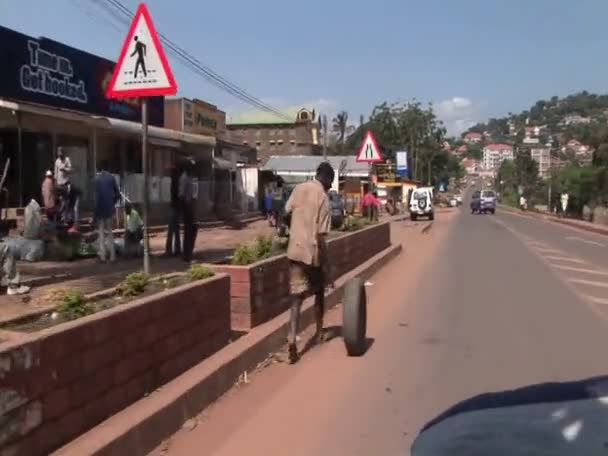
182,419,198,431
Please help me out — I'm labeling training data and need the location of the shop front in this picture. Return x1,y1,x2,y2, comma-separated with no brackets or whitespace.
0,24,222,225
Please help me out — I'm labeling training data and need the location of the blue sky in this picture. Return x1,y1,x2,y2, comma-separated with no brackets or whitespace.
1,0,608,134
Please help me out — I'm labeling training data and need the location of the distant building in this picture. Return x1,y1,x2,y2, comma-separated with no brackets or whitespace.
482,143,514,171
563,140,593,166
560,114,591,126
227,108,322,165
530,147,552,179
461,157,480,175
464,132,482,144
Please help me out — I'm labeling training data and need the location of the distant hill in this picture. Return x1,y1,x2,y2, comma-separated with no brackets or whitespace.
463,91,608,147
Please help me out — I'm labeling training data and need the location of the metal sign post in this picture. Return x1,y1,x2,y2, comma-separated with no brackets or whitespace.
105,2,177,274
141,98,150,274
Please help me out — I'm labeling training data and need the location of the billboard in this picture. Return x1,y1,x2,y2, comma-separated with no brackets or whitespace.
0,25,164,126
396,150,409,178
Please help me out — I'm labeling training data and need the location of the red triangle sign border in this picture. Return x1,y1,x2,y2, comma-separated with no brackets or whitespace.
356,130,384,163
106,2,178,99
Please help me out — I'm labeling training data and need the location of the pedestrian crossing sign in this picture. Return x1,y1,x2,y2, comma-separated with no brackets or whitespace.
106,3,177,98
356,131,383,163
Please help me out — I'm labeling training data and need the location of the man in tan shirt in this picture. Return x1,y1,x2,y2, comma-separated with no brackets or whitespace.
284,162,334,364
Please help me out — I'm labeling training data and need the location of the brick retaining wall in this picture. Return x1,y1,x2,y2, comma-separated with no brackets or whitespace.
0,274,231,455
217,222,392,331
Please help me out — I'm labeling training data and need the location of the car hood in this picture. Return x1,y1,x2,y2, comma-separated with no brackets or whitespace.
412,377,608,456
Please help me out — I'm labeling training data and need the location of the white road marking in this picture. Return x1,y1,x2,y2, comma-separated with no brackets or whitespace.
568,278,608,288
527,241,549,248
583,295,608,305
534,247,565,255
543,255,587,264
565,236,606,247
553,265,608,276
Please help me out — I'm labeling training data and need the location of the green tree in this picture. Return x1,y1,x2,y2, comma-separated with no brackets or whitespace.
515,152,539,198
332,111,349,153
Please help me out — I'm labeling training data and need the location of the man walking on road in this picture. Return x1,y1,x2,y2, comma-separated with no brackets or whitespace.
95,161,119,263
284,161,334,364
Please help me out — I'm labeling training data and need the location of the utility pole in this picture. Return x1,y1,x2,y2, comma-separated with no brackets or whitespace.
547,151,552,212
322,115,328,160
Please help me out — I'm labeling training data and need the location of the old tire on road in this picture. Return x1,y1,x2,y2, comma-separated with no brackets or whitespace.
342,277,367,357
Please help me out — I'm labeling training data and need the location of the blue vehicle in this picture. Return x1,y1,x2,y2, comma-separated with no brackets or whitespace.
470,190,496,215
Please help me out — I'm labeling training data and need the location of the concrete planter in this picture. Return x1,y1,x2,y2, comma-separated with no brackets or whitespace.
0,274,231,455
217,222,391,331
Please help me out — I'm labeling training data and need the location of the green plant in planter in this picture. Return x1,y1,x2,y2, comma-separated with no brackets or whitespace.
231,236,287,265
187,264,215,281
231,243,256,265
117,271,150,297
57,289,93,320
342,216,367,232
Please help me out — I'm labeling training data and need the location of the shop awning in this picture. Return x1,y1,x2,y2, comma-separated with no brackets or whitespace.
0,99,94,125
93,117,216,147
0,98,216,148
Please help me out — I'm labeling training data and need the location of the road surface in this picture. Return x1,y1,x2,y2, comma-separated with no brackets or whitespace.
152,207,608,456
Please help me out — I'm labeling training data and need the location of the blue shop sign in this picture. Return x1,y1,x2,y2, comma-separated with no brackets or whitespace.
0,25,164,126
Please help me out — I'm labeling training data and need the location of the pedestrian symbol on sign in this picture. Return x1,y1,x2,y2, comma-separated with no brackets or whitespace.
106,3,177,98
131,36,147,78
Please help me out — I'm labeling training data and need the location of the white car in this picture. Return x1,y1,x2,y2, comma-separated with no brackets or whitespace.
409,187,434,221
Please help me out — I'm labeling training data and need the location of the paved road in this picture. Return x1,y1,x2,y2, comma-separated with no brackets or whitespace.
153,208,608,456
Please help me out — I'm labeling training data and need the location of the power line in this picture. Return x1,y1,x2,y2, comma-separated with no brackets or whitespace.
89,0,291,121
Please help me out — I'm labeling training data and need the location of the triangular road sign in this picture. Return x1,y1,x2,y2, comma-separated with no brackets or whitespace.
106,3,177,98
356,131,383,163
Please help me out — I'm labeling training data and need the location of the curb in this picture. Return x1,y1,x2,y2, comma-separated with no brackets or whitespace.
499,205,608,237
54,243,403,456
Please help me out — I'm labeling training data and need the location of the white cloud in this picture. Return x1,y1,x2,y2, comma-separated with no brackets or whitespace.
435,97,486,136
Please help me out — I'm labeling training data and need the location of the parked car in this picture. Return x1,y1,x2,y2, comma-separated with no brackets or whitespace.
328,191,345,229
409,187,434,221
455,194,463,206
471,189,496,214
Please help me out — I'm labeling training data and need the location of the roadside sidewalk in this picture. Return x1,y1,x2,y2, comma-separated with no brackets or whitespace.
1,212,416,325
0,218,274,324
499,204,608,237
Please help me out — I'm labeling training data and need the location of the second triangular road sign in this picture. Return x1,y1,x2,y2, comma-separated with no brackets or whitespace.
356,131,383,163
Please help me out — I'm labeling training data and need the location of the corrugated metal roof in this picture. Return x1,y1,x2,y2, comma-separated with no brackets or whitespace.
262,155,370,175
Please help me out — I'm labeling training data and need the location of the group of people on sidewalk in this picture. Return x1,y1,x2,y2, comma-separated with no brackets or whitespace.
41,147,81,231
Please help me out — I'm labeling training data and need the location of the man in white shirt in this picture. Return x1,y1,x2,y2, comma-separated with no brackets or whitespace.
54,147,72,187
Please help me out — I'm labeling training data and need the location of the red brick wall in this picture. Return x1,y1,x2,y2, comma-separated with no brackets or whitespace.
215,256,290,331
0,275,231,455
217,222,391,331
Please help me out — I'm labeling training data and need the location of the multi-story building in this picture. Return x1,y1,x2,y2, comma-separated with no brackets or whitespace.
464,132,482,144
226,108,322,165
530,147,552,179
482,143,514,171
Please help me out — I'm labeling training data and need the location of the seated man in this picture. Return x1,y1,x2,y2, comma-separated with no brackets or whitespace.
124,202,143,257
0,242,30,296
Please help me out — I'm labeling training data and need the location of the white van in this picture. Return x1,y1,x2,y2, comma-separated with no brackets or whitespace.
409,187,434,221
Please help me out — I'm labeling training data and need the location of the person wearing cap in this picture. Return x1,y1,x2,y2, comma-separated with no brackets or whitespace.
41,170,57,222
283,161,334,364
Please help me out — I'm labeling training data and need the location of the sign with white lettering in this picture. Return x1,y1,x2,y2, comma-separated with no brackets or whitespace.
0,24,165,125
21,40,87,104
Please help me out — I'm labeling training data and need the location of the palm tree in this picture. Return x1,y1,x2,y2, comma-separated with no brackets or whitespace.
332,111,349,152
